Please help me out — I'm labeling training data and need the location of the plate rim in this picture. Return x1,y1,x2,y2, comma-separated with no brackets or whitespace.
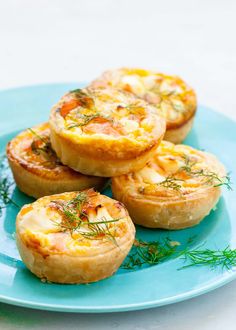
0,270,235,313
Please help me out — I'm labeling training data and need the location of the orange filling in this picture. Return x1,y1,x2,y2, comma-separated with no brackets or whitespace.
60,99,80,118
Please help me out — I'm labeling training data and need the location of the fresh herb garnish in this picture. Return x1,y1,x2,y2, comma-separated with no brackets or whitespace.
179,246,236,270
192,170,232,189
29,128,50,154
149,85,188,115
0,155,19,215
122,238,236,272
122,238,178,269
67,112,101,129
180,154,232,190
28,128,59,165
149,154,232,194
67,112,113,129
51,192,120,244
65,89,117,129
28,128,48,145
77,218,120,246
70,89,95,109
156,176,183,191
51,191,88,232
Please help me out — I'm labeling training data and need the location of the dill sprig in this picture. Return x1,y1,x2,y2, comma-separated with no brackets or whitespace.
180,246,236,270
180,154,232,190
122,237,236,272
0,177,19,215
29,128,52,155
28,128,59,165
51,192,120,244
67,112,101,129
0,155,20,215
70,88,95,109
67,89,114,129
82,218,120,246
149,87,187,114
67,111,113,129
193,170,232,190
156,176,183,191
28,128,48,144
66,191,88,207
51,192,88,232
153,153,231,193
122,238,178,269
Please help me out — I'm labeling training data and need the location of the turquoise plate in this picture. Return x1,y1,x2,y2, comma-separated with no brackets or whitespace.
0,83,235,313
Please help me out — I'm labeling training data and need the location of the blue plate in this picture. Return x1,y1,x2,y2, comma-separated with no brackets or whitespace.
0,83,235,313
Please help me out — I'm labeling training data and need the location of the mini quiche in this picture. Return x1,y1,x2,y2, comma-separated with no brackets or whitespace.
91,68,197,144
112,141,228,229
7,123,106,199
16,189,135,284
49,87,166,177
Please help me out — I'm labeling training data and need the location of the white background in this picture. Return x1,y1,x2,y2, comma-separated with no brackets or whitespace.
0,0,236,329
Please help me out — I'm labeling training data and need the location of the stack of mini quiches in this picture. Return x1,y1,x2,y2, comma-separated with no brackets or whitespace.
7,68,227,284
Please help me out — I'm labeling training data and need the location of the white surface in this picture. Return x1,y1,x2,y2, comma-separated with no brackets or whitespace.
0,0,236,329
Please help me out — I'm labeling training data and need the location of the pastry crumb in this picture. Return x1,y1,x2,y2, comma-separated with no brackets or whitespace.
169,241,181,247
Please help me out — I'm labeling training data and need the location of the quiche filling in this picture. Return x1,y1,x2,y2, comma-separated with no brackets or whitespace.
10,123,61,170
92,68,197,128
54,87,162,142
129,141,228,198
18,190,131,257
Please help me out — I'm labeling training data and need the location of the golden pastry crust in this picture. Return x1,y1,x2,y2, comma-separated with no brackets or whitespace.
91,68,197,143
164,117,194,145
112,141,227,229
7,123,106,198
16,189,135,284
49,87,166,177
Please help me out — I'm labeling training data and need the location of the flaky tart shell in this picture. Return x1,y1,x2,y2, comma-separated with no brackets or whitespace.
91,68,197,144
16,190,135,284
112,141,226,229
49,87,166,177
6,123,106,198
163,116,194,145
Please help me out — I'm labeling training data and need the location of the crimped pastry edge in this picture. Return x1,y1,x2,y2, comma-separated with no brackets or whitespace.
16,191,136,283
7,156,106,198
50,125,165,177
6,131,106,199
112,177,221,229
16,231,135,284
164,116,195,144
112,145,226,229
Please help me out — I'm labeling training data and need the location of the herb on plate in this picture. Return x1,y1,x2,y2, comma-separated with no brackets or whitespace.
122,238,179,269
0,155,19,215
122,238,236,271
